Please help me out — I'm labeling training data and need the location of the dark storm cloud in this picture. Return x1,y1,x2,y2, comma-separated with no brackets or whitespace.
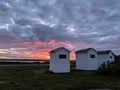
0,0,120,55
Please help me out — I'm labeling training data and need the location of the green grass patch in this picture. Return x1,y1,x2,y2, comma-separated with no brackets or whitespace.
0,65,120,90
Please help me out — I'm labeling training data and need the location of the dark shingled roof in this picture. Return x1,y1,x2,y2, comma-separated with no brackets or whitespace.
50,47,70,53
97,50,115,55
75,48,96,53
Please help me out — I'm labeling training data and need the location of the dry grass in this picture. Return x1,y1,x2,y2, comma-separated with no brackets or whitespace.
0,64,120,90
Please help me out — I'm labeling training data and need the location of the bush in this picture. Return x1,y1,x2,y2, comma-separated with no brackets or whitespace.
97,60,120,77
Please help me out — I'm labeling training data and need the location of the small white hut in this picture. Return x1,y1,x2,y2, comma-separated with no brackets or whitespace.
75,48,98,70
49,47,70,73
97,50,115,66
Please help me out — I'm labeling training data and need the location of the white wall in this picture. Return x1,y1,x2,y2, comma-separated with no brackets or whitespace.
98,52,115,67
98,54,106,66
76,49,98,70
49,49,70,73
49,52,56,71
87,49,98,70
76,53,89,70
109,52,115,62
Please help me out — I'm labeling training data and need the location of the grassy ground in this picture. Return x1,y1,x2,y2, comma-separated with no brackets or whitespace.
0,65,120,90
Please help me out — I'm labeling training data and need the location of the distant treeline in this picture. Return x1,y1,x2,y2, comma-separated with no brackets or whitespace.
0,61,75,64
0,61,76,65
0,61,49,65
0,59,48,61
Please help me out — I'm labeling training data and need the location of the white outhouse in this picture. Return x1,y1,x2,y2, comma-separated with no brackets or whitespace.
97,50,115,66
75,48,98,70
49,47,70,73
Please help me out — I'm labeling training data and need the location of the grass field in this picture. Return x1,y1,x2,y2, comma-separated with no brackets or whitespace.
0,64,120,90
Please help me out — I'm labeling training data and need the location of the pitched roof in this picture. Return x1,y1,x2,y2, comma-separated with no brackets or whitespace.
75,48,96,53
97,50,115,55
50,47,70,53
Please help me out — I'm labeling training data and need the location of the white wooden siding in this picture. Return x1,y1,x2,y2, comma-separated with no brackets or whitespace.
88,49,98,70
76,53,89,70
76,49,98,70
98,52,115,67
49,48,70,73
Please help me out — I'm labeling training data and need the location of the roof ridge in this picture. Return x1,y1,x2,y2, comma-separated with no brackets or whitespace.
50,47,70,53
75,48,96,53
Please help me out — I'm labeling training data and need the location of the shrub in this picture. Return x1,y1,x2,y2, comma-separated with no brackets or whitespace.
97,60,120,77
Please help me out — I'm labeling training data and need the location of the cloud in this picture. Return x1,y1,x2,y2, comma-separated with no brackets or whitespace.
0,0,120,59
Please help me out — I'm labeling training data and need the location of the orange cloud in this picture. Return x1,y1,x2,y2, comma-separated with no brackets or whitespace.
22,49,50,60
19,40,76,60
0,56,8,59
0,39,76,60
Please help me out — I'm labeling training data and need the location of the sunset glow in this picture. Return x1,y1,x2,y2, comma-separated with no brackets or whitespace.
0,39,76,60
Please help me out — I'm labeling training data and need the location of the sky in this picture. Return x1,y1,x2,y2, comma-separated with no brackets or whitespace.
0,0,120,60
